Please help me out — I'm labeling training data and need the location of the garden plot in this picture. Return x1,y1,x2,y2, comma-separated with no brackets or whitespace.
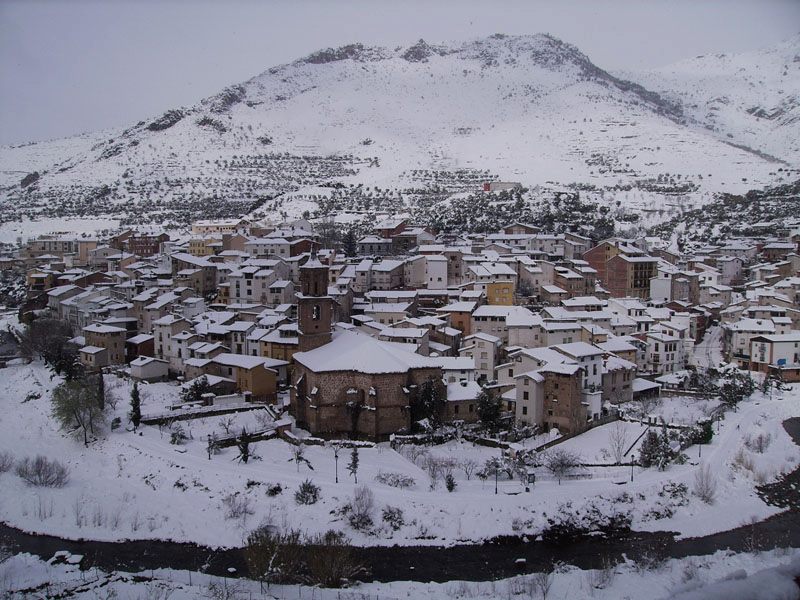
625,394,722,426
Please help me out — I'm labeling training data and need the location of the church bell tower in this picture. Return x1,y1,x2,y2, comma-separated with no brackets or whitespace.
297,252,333,352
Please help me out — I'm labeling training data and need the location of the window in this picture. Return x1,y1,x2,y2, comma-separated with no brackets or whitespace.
522,406,528,415
523,391,529,400
312,305,320,320
454,404,459,414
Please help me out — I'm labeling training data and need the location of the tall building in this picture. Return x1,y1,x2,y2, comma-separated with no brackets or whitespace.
297,253,334,352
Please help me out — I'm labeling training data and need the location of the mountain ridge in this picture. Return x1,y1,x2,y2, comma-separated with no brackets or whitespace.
0,33,796,238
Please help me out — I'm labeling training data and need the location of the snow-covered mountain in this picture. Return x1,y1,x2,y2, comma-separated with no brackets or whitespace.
620,34,800,168
0,33,796,237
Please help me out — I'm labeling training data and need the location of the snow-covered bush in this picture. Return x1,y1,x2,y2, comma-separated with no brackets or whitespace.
266,483,283,497
744,432,772,454
639,428,687,470
222,493,254,520
168,422,187,445
382,505,405,531
295,479,321,505
541,498,632,544
347,486,375,531
445,473,457,492
693,464,717,505
643,481,689,520
0,450,13,473
15,455,69,487
374,471,415,489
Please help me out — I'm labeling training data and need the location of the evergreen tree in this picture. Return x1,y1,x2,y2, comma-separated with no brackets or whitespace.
477,388,502,430
347,446,359,484
342,228,357,257
180,375,212,404
237,428,252,464
129,382,141,431
410,378,445,430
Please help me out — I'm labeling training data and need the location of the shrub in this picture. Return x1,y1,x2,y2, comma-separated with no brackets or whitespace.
381,506,405,531
295,479,321,505
744,432,772,454
222,493,254,520
693,464,717,504
15,456,69,487
374,471,415,489
266,483,283,497
244,525,303,585
305,530,363,587
732,447,755,472
348,485,375,531
169,422,187,445
445,473,457,492
0,451,13,473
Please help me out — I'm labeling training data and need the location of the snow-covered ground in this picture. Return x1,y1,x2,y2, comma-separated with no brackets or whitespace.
2,548,799,599
1,350,798,549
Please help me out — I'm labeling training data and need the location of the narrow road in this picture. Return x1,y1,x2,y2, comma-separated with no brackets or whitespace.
2,418,799,584
692,324,724,369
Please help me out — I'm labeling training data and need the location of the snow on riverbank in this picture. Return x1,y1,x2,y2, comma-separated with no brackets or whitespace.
2,548,799,599
0,355,798,548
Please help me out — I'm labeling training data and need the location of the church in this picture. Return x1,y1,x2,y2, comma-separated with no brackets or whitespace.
290,255,446,440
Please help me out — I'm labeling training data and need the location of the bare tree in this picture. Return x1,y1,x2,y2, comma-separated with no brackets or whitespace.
544,449,582,485
606,422,631,465
533,567,555,600
461,458,478,480
288,444,313,473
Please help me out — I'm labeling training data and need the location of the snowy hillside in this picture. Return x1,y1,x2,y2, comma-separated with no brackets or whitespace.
0,33,795,237
621,35,800,168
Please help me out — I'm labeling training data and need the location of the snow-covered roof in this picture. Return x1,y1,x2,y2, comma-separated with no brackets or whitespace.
294,331,440,374
447,381,482,402
84,323,126,334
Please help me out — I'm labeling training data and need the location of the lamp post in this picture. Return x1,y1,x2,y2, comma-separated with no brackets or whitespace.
495,466,499,495
630,460,634,482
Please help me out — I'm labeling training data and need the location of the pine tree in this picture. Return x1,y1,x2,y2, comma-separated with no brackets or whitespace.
129,382,141,431
96,372,105,411
342,228,357,257
347,446,359,484
477,388,502,430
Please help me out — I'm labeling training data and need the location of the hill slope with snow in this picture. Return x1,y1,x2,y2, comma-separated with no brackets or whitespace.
0,33,796,237
620,35,800,167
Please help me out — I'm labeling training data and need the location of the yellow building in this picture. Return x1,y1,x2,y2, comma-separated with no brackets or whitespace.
486,280,514,306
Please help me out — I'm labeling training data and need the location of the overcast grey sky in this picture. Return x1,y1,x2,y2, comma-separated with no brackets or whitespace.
1,0,797,146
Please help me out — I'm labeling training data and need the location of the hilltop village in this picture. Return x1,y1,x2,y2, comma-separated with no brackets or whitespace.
8,212,800,439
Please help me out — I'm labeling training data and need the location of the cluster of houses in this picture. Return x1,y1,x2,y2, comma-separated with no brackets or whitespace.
7,213,800,441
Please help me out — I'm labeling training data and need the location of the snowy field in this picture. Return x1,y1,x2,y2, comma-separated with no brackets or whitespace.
2,548,799,600
0,352,798,550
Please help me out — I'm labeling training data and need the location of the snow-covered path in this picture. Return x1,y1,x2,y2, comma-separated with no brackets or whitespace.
692,325,724,369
